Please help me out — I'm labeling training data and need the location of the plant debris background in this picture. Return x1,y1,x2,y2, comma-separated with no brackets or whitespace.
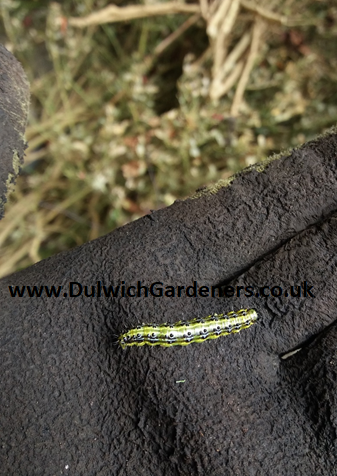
0,0,336,278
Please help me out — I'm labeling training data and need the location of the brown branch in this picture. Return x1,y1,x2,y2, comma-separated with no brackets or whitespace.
154,12,201,56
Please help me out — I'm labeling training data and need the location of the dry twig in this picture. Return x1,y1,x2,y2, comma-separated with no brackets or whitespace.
154,12,201,56
68,2,199,27
230,18,265,116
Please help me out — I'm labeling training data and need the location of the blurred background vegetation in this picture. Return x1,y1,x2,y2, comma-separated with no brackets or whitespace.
0,0,337,278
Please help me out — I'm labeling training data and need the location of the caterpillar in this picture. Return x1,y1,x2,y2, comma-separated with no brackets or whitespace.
118,308,258,349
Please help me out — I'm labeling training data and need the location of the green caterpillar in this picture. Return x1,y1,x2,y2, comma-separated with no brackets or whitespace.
118,308,258,349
